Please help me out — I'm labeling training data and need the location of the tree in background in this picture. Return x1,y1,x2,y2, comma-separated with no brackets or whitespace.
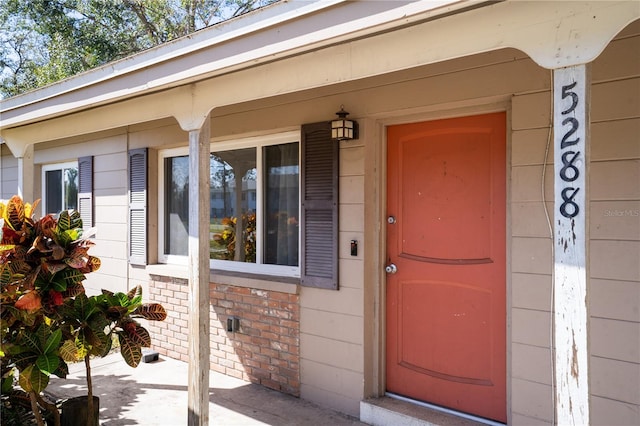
0,0,277,98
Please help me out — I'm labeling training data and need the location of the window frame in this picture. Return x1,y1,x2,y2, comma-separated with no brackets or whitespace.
41,161,79,217
158,131,301,278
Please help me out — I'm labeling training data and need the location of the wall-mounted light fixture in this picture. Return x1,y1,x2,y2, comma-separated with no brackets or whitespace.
331,105,359,141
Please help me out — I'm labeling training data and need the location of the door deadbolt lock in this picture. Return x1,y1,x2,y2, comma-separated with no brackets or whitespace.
387,216,396,224
385,263,398,274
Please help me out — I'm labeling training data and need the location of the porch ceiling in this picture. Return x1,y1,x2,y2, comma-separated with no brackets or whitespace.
1,0,638,156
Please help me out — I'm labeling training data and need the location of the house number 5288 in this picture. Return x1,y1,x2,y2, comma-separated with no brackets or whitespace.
559,81,581,219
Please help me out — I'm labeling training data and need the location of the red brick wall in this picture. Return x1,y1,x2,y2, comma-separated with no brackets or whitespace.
146,275,300,396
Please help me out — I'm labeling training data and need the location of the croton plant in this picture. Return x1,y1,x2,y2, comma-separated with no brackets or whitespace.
0,195,166,426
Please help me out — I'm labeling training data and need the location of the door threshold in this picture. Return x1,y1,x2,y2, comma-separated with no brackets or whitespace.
360,393,505,426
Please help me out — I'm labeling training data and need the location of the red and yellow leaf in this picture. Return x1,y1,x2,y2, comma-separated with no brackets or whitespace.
5,196,25,231
24,200,40,219
127,285,142,300
125,324,151,347
15,291,42,311
64,250,88,269
43,261,67,275
36,215,57,238
80,256,101,273
59,339,79,362
63,283,85,298
19,365,49,393
118,335,142,368
134,303,167,321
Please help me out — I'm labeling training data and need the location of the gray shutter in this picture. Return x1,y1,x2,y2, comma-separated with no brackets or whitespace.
128,148,147,265
300,122,339,289
78,156,93,229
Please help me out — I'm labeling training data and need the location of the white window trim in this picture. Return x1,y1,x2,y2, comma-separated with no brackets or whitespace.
158,131,301,278
41,161,78,217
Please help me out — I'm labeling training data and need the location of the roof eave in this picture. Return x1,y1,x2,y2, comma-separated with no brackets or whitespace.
0,0,477,129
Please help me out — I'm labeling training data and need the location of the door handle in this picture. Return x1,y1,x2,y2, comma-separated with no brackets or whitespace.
385,263,398,274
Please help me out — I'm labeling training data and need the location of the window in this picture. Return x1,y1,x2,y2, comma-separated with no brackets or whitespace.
159,132,300,277
42,162,78,215
151,124,338,287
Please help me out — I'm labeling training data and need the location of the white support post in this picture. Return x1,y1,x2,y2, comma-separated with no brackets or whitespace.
17,144,34,202
187,116,211,426
553,64,590,425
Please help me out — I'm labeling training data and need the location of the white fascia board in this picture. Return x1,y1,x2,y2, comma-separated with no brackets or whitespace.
144,0,477,89
1,0,343,112
0,0,471,129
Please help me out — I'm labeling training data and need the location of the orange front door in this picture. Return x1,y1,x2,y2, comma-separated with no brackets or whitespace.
385,112,506,423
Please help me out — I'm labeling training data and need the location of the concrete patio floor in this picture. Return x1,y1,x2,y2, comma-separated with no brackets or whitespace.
45,352,365,426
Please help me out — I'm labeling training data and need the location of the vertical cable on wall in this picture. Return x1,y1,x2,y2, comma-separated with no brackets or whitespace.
541,70,556,425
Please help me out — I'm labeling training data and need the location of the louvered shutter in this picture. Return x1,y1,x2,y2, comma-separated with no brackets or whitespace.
300,122,339,289
78,156,93,229
128,148,147,265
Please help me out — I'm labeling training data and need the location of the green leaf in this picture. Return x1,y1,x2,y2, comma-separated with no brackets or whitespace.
117,292,130,307
68,210,83,230
50,278,68,292
19,330,40,353
36,353,59,376
130,294,143,307
73,293,91,319
57,210,71,233
99,335,113,357
63,229,80,242
35,323,52,350
57,231,73,248
2,373,15,393
0,263,13,283
60,268,86,287
118,334,142,368
43,328,62,354
88,328,109,356
88,313,110,333
53,359,69,379
11,351,39,371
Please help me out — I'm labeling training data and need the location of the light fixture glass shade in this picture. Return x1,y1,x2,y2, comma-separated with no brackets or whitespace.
331,119,354,140
331,106,358,141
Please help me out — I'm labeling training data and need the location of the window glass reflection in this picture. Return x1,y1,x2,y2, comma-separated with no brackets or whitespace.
211,148,257,263
165,156,189,256
264,143,299,266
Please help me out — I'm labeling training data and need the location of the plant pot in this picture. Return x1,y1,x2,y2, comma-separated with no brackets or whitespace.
61,396,99,426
